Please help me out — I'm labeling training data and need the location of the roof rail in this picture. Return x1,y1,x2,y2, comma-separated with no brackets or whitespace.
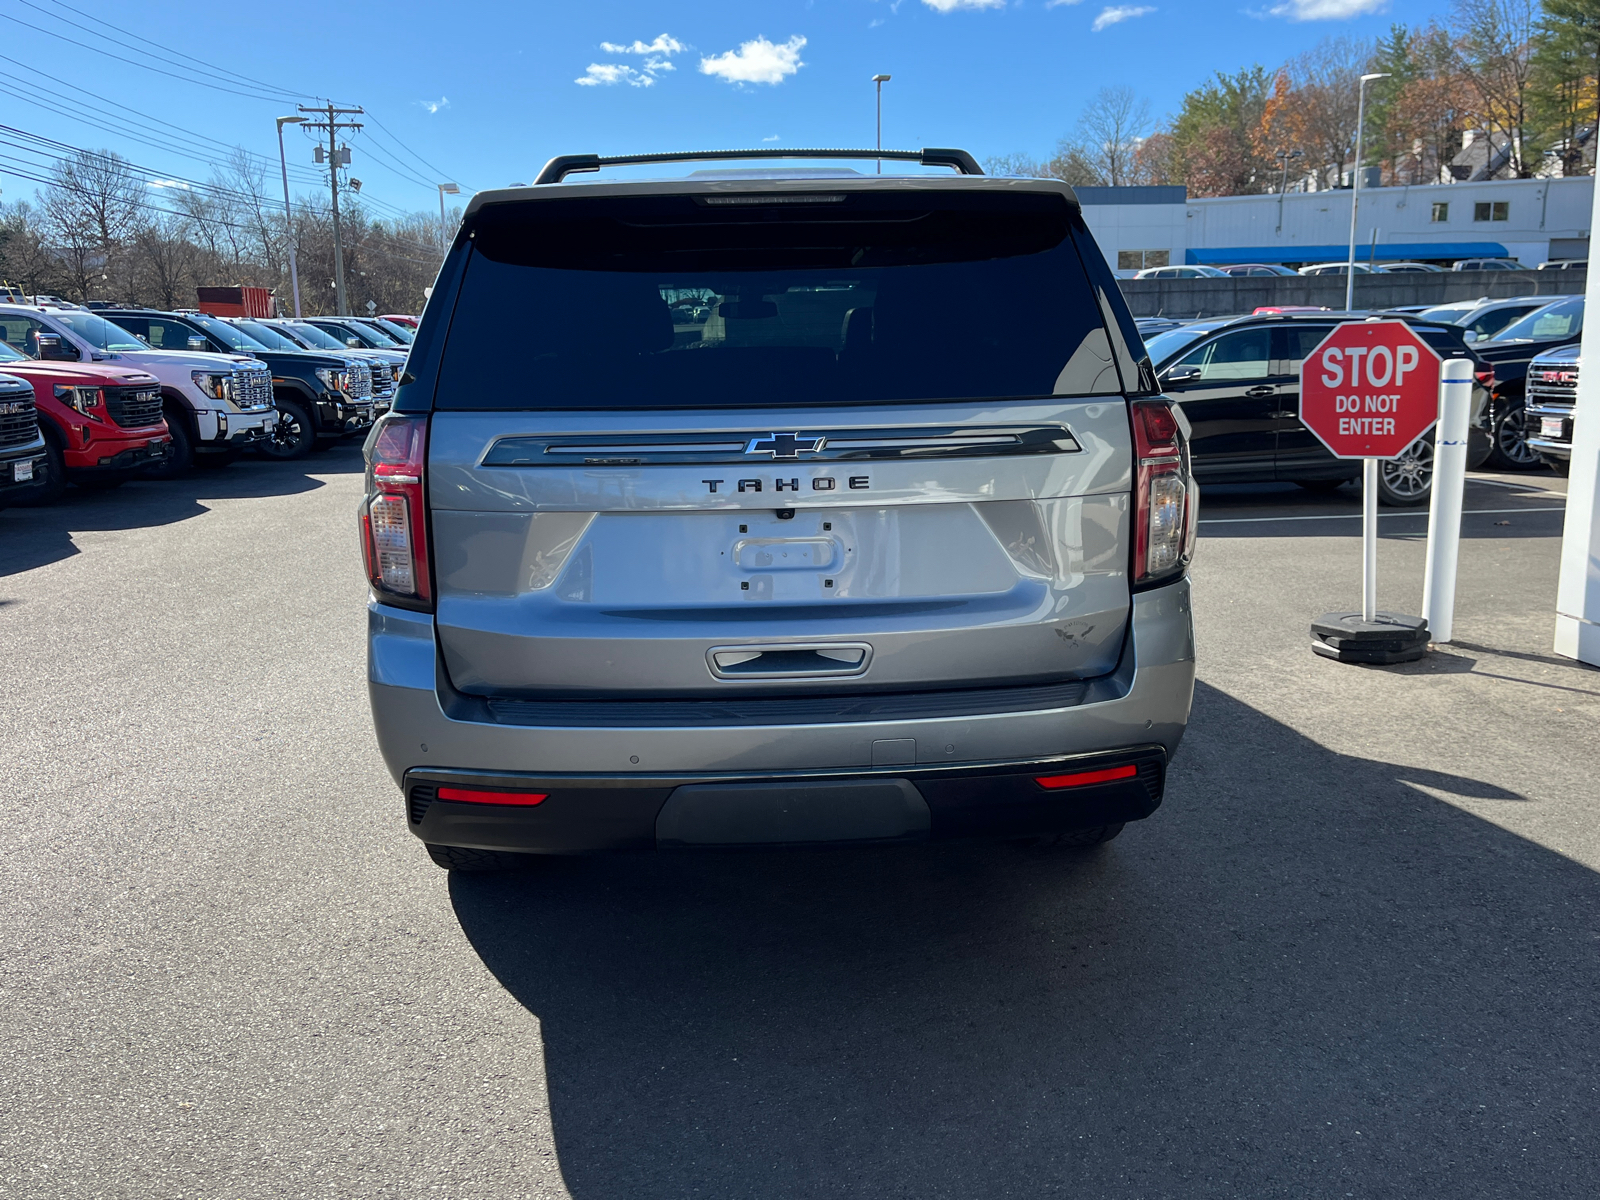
532,147,984,186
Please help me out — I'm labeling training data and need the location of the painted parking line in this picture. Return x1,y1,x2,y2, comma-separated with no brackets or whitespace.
1199,506,1567,526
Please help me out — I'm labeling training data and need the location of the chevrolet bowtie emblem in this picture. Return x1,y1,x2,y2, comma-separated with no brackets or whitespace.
745,432,825,459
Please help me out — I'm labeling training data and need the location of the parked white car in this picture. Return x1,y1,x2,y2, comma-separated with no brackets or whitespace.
0,303,277,472
1134,265,1229,279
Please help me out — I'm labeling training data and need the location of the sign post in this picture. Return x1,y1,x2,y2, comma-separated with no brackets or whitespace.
1299,320,1442,664
1422,358,1474,642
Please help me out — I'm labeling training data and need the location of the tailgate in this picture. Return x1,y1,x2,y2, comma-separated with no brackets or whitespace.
428,400,1132,698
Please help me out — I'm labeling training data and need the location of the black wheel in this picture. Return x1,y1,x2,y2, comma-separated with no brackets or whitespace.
145,405,194,478
260,398,317,460
1543,455,1570,477
425,843,541,871
22,425,67,505
1377,438,1433,507
1486,403,1542,470
1294,479,1346,494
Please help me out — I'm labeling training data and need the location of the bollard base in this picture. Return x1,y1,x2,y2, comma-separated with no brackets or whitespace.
1310,612,1430,665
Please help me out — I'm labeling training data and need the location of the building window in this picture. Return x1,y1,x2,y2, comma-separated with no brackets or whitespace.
1117,249,1170,270
1431,202,1449,223
1474,201,1509,222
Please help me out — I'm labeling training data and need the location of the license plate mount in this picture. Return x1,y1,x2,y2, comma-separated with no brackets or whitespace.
1541,417,1566,438
13,459,33,482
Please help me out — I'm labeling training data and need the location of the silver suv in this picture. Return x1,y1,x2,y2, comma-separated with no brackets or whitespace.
361,148,1197,869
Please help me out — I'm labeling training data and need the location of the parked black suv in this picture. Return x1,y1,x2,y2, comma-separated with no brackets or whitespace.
1142,311,1493,505
0,371,48,507
99,309,375,459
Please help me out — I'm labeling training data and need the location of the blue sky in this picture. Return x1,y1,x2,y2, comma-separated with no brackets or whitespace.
0,0,1451,219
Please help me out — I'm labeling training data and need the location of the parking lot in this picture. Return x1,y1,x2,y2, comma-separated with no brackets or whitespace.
2,449,1597,1198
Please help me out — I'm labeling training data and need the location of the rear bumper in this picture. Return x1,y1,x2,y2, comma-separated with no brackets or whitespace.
366,577,1196,851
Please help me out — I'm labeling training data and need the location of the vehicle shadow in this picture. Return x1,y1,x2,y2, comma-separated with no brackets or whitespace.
448,681,1600,1198
0,443,365,579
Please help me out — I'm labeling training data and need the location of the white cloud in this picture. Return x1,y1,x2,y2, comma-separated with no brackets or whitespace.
1267,0,1384,17
417,96,449,114
147,178,190,190
575,63,656,87
577,34,684,87
599,34,686,55
1092,4,1154,28
921,0,1005,9
699,35,807,85
1045,0,1082,7
763,134,782,142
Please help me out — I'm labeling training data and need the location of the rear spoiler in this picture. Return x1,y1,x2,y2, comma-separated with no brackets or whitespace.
533,147,984,186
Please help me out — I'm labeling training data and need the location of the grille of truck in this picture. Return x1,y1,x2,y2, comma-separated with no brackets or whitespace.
1526,364,1578,408
348,363,373,401
229,366,275,411
0,387,39,448
104,386,163,429
365,362,393,406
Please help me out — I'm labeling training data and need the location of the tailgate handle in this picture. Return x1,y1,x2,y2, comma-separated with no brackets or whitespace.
708,642,872,679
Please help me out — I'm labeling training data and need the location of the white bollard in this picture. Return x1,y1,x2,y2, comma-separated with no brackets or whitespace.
1422,358,1474,643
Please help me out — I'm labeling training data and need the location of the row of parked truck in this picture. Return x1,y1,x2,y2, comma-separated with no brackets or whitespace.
0,302,416,507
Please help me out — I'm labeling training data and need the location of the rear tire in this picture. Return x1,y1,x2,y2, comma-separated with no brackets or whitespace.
425,843,541,872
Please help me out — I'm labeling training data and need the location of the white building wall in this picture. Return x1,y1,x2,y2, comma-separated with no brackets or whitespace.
1184,176,1593,266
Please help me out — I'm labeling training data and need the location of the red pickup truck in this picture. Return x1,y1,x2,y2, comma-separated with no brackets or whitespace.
0,338,170,500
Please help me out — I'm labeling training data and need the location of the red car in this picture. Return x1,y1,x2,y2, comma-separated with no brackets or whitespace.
379,313,419,329
0,338,170,501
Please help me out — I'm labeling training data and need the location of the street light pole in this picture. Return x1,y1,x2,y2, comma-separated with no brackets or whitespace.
872,74,891,173
1275,148,1302,236
437,182,459,239
275,116,306,317
1345,71,1391,312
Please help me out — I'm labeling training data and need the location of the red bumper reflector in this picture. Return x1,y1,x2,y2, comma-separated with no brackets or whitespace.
437,787,549,806
1033,764,1139,790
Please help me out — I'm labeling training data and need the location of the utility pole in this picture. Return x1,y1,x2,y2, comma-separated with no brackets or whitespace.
299,103,363,316
872,75,890,174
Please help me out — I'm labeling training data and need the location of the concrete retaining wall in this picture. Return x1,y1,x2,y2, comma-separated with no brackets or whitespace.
1115,269,1586,319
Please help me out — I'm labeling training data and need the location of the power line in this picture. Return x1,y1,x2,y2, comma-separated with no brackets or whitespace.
363,112,474,193
32,0,331,104
0,10,297,103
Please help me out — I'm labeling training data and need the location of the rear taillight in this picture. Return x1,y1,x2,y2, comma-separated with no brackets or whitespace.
1131,399,1196,588
1034,764,1138,790
437,787,548,806
360,414,431,609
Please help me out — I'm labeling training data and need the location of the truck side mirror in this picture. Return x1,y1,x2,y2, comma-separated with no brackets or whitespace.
187,335,209,351
1164,365,1202,384
35,332,77,361
347,337,362,348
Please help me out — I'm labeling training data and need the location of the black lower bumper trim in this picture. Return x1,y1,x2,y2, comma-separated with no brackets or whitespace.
403,746,1167,854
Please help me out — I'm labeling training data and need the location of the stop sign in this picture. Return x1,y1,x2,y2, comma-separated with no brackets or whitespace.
1299,320,1442,459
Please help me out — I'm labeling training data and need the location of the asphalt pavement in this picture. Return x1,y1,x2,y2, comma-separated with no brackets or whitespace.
2,449,1597,1199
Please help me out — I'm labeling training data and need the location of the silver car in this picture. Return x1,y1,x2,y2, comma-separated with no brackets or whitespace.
361,149,1198,869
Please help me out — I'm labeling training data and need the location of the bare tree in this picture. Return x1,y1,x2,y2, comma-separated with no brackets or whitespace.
1281,38,1369,189
1079,86,1152,186
1454,0,1536,176
39,149,143,300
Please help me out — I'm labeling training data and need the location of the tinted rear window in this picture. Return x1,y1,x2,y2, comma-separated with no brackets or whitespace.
435,190,1127,409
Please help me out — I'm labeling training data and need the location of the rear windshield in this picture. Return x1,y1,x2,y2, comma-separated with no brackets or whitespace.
434,190,1130,409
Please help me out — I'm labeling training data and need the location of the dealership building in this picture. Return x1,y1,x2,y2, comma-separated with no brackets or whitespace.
1077,176,1594,275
